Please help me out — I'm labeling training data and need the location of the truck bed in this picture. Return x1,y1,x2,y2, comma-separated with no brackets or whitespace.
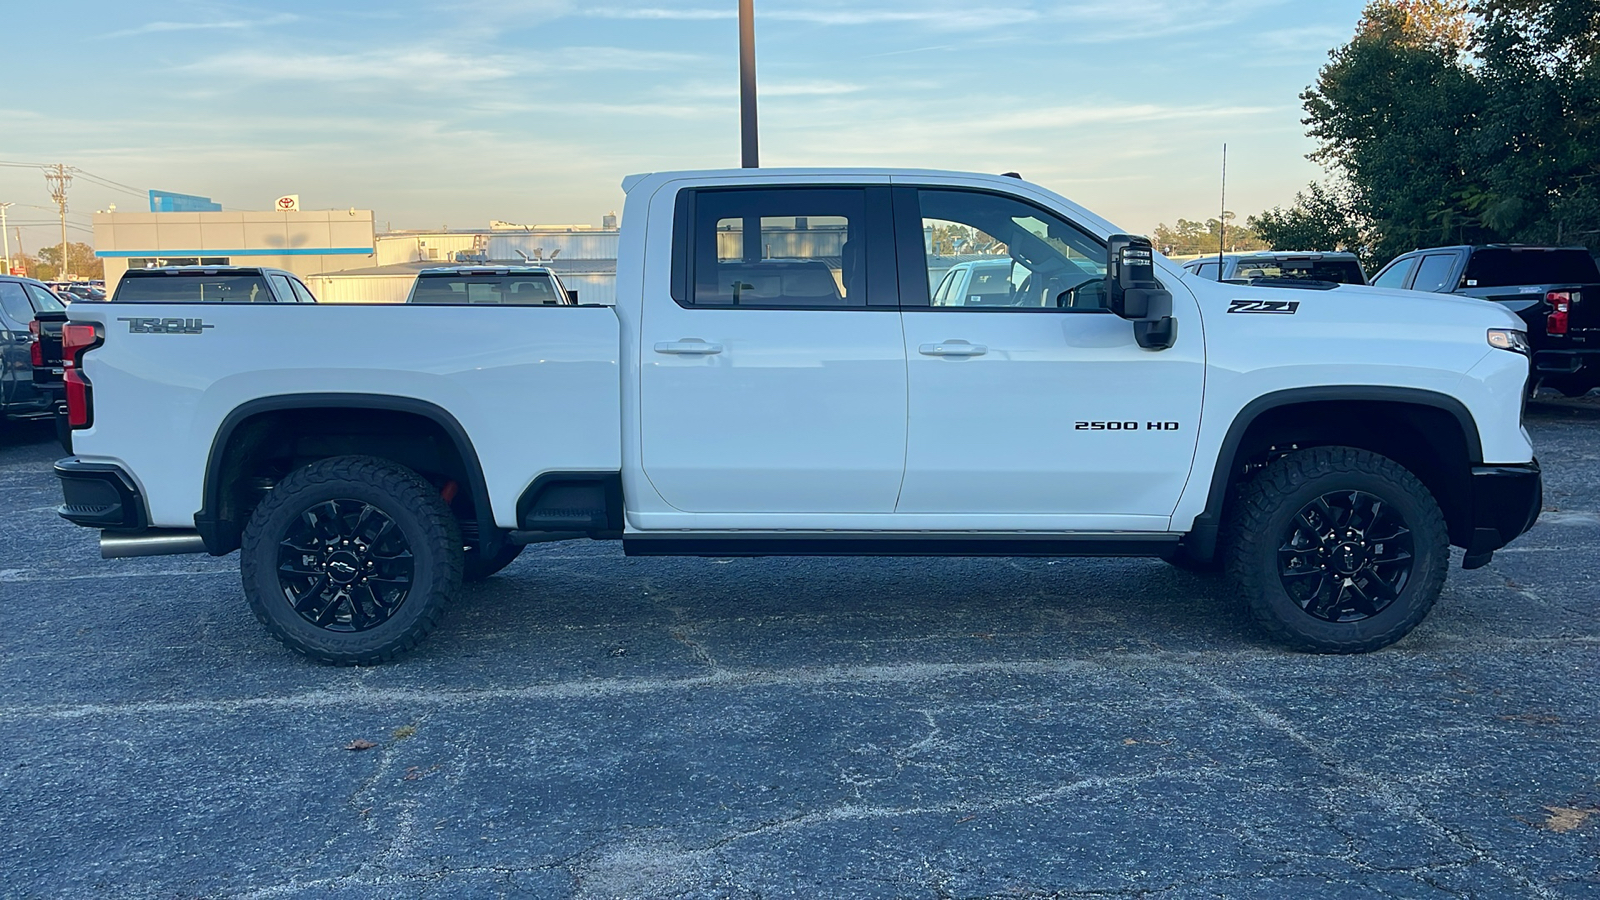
66,303,622,530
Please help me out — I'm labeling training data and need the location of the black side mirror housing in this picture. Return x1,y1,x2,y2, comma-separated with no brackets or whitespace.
1106,234,1177,351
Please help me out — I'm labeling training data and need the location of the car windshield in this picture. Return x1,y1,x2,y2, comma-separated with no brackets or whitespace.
114,275,274,303
1231,258,1365,285
1463,249,1600,287
408,273,564,305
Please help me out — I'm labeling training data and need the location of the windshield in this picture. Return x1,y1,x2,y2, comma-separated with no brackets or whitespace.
1230,258,1366,285
1464,249,1600,287
408,273,565,305
114,275,274,303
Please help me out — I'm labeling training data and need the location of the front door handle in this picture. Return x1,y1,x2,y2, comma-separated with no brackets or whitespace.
655,340,723,355
919,341,987,357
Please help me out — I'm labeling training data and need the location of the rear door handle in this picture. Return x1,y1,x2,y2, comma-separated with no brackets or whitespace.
654,340,723,355
919,341,987,357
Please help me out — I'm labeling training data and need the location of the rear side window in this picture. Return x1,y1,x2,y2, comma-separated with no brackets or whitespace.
673,187,891,308
1464,249,1600,287
408,273,564,305
1372,257,1418,289
1410,254,1460,293
0,282,32,324
289,280,317,303
114,275,274,303
1190,262,1220,280
25,284,66,312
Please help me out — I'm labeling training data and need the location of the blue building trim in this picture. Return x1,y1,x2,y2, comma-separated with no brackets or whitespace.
96,248,373,258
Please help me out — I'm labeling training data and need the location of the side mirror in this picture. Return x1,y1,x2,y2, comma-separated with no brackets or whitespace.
1106,234,1177,351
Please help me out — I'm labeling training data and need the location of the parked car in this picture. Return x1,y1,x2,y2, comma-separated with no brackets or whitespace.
0,274,68,438
112,266,318,303
52,167,1539,664
1182,251,1368,286
1371,245,1600,396
405,266,576,306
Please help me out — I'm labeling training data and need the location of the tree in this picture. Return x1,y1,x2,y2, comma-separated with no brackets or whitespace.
1249,182,1370,264
33,242,103,281
1153,213,1269,257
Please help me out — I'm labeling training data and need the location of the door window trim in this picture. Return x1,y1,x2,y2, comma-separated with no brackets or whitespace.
668,185,901,312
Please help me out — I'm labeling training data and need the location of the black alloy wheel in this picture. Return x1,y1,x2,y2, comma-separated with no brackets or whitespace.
278,499,414,632
1278,490,1414,623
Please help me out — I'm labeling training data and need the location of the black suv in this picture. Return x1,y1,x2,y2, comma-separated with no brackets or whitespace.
0,274,68,439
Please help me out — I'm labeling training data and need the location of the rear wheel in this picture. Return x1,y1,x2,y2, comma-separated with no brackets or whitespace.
1225,446,1448,653
240,456,462,665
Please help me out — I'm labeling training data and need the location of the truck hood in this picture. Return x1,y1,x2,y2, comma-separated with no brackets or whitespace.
1183,274,1526,332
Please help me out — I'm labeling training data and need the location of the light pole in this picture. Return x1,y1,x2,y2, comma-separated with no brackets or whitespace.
739,0,759,168
45,164,72,281
0,202,11,274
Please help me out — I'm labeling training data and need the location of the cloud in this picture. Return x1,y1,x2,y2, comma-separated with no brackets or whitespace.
100,13,298,39
585,6,1039,29
178,45,704,88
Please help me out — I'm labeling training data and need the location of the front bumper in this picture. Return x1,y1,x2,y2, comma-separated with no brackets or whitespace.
1461,461,1542,568
55,458,148,531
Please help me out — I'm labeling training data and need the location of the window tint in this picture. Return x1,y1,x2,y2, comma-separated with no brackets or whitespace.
0,282,32,324
25,284,66,312
913,189,1107,311
268,274,297,303
1191,262,1220,280
289,279,317,303
1410,254,1459,293
1372,256,1418,289
684,188,870,307
113,275,273,302
408,273,563,305
1463,248,1600,287
1231,257,1367,285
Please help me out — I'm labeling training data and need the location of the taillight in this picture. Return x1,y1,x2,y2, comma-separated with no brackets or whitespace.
28,320,42,367
1547,291,1571,336
62,323,102,429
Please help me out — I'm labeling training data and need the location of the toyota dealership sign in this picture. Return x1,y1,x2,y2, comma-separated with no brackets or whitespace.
275,195,300,212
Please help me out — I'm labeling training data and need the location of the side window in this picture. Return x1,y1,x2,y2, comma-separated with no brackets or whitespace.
1372,256,1418,289
910,189,1107,311
289,279,318,303
0,282,32,325
1410,254,1459,293
268,274,297,303
1192,262,1220,281
25,284,66,313
678,188,877,308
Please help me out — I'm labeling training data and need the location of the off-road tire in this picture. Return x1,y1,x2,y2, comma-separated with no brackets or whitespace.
463,542,524,582
241,455,462,665
1224,446,1449,654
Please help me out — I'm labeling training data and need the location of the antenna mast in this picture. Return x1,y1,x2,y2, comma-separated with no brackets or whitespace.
1217,144,1227,275
739,0,760,168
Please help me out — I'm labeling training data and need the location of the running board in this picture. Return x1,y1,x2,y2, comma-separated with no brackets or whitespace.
101,529,209,559
622,532,1182,559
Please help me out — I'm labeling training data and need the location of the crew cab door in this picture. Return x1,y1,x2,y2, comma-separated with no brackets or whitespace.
891,184,1205,528
638,184,907,513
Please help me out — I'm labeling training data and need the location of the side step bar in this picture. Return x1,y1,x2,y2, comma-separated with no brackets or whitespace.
101,529,208,559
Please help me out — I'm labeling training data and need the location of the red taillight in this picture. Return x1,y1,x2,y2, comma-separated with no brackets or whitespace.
62,323,101,429
28,320,42,366
1547,291,1571,336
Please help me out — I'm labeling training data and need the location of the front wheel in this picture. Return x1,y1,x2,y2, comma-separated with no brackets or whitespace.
240,456,463,665
1225,447,1449,653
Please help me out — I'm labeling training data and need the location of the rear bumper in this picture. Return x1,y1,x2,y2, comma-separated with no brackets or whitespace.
54,457,148,531
1462,461,1542,567
1533,348,1600,375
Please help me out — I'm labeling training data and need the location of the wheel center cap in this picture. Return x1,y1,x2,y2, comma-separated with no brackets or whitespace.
1332,542,1366,575
326,551,361,584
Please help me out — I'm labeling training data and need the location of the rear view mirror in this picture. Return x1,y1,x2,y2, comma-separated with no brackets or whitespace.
1106,234,1177,351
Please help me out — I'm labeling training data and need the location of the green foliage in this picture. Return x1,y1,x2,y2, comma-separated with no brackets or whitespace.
1249,182,1371,265
33,243,103,281
1300,0,1600,267
1153,213,1268,257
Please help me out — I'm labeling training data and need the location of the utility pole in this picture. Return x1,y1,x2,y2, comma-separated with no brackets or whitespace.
44,164,72,281
738,0,759,168
0,202,12,274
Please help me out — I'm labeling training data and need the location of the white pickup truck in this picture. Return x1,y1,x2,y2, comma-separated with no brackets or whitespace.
54,168,1542,664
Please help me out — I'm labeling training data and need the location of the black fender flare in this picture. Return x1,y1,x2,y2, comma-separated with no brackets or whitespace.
194,393,494,556
1181,386,1484,561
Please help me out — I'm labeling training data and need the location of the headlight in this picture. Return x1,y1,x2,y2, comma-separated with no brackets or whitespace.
1487,329,1530,355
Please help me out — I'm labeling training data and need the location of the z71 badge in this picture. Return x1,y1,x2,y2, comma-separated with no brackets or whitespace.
1228,299,1300,315
118,317,215,335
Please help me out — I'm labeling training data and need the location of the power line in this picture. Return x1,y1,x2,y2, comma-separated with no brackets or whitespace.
75,168,148,197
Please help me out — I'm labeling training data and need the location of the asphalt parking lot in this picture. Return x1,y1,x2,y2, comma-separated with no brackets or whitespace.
1,405,1597,900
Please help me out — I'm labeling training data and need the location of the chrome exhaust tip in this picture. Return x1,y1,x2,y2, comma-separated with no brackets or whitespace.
100,529,209,559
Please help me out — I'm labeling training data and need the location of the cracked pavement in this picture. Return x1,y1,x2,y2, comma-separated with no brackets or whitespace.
1,403,1597,899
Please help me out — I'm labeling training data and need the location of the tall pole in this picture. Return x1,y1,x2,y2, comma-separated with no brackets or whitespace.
1217,144,1227,272
738,0,759,168
44,164,72,281
0,203,11,273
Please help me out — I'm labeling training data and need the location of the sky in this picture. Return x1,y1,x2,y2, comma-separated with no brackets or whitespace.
0,0,1370,254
